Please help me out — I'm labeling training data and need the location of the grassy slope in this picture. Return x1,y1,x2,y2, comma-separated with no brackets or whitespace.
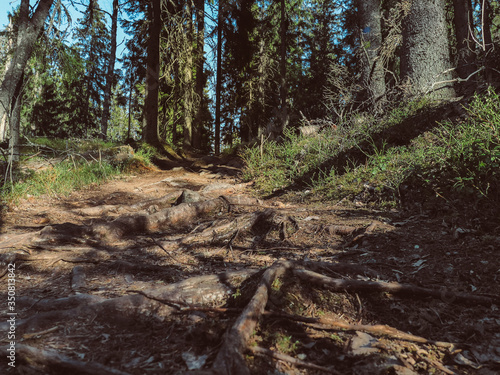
242,88,500,225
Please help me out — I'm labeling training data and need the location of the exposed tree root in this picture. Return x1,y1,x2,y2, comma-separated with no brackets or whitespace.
266,311,458,348
211,261,293,375
75,191,183,216
92,197,231,240
4,255,497,374
13,344,131,375
248,346,341,374
170,208,280,250
3,187,498,375
293,268,500,306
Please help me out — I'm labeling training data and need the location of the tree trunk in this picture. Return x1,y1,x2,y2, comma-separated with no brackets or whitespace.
279,0,288,136
0,0,54,147
143,0,162,148
453,0,475,82
215,1,222,155
356,0,386,110
401,0,456,99
183,0,194,150
0,16,15,142
193,0,205,150
100,0,119,140
483,0,494,83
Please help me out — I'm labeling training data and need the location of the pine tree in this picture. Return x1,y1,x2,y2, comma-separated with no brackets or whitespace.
73,0,111,135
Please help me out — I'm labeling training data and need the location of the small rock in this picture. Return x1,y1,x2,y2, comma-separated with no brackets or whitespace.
176,190,204,204
349,331,380,356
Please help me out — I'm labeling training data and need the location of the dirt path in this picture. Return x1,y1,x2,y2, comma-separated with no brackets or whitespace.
0,161,499,374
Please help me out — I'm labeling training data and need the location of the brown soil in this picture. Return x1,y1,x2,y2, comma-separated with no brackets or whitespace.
0,158,499,375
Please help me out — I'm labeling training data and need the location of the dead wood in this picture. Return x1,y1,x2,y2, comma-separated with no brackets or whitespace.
293,268,500,306
248,346,341,374
14,344,131,375
267,311,458,348
211,261,293,375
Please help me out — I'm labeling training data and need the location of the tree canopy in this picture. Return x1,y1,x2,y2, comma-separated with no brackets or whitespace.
0,0,499,154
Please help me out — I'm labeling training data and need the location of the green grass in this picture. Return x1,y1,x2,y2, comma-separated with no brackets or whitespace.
242,88,500,213
241,96,433,196
1,160,122,203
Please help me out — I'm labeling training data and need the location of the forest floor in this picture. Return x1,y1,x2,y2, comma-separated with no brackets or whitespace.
0,155,499,375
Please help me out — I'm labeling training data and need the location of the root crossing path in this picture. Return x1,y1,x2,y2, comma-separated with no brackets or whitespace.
0,161,499,375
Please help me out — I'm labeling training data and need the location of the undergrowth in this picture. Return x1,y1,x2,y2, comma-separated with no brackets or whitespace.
242,88,500,214
1,160,121,203
0,139,159,204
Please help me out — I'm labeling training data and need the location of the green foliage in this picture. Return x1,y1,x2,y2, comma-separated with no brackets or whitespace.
134,142,158,166
273,333,300,354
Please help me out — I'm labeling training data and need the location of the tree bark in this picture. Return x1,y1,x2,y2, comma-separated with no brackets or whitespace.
0,0,54,149
453,0,475,82
183,0,195,150
100,0,119,140
356,0,386,110
193,0,205,150
143,0,162,147
279,0,288,136
215,1,222,155
401,0,456,99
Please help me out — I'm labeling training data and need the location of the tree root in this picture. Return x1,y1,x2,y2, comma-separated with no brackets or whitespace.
211,261,293,375
266,311,458,348
248,346,341,374
6,258,498,374
13,344,132,375
293,268,500,306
